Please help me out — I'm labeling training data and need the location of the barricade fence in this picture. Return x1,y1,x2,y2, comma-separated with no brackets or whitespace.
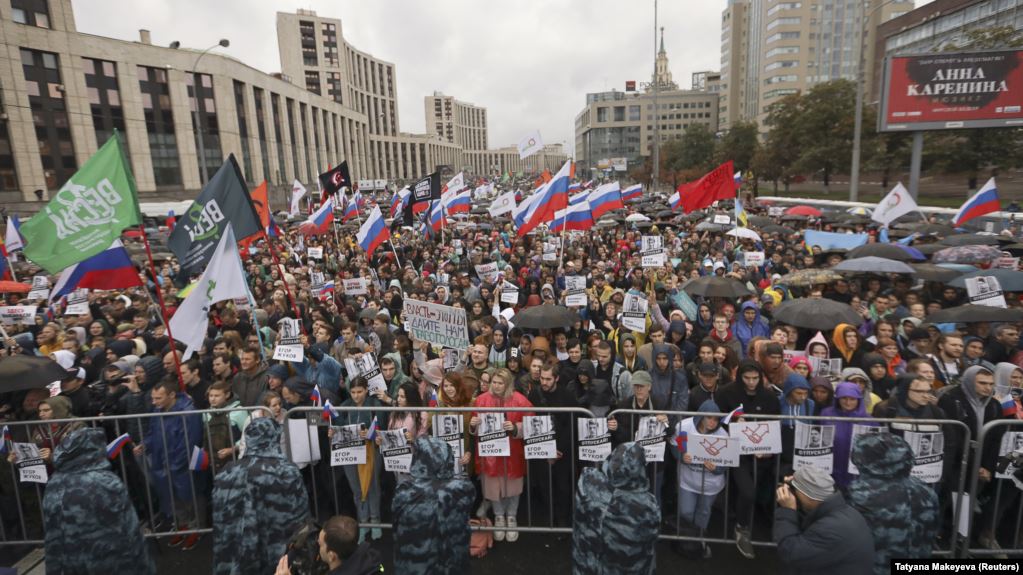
963,418,1023,558
0,405,989,559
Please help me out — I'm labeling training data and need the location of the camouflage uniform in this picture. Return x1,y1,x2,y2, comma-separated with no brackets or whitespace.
602,442,661,575
212,418,310,575
42,427,155,575
572,459,612,575
392,436,475,575
848,433,939,575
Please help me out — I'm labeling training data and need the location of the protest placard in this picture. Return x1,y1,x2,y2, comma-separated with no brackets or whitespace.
731,420,782,456
27,276,49,300
634,416,666,462
578,418,612,462
307,246,323,259
64,289,90,315
793,421,835,473
273,318,304,362
402,299,470,350
687,433,740,467
12,443,47,484
330,424,367,466
564,276,587,306
474,262,499,284
433,414,466,474
0,306,37,325
523,416,557,460
477,413,511,457
966,276,1007,308
742,252,765,267
380,429,413,473
621,293,648,332
500,282,520,304
342,278,368,296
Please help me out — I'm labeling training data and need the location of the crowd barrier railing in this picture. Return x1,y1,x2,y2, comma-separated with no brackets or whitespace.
962,418,1023,558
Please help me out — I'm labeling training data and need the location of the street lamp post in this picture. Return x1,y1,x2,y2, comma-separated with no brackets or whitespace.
170,38,230,186
651,0,659,193
850,0,902,202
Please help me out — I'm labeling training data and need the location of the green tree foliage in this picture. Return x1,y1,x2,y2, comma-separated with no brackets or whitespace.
715,120,759,172
755,93,803,193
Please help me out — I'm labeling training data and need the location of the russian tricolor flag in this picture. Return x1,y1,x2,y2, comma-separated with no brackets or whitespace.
734,171,743,185
189,446,210,471
556,200,594,232
517,160,571,237
427,200,445,233
723,404,745,425
310,385,322,406
106,432,132,460
622,184,642,201
322,399,338,422
428,388,439,407
589,182,624,220
1001,395,1018,417
356,206,390,258
952,177,1000,226
669,190,682,211
342,195,360,223
300,197,334,236
50,240,142,302
568,182,582,193
0,425,11,456
390,188,410,218
445,190,472,215
367,416,379,441
569,191,589,206
675,428,687,455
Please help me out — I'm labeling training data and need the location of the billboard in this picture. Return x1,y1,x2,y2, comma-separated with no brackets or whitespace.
611,157,628,172
879,49,1023,132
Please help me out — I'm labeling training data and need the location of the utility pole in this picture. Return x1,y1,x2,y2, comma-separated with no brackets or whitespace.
651,0,659,194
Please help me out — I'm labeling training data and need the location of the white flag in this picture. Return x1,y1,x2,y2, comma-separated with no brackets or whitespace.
871,183,918,227
518,130,544,159
5,217,23,252
170,226,250,360
489,192,517,217
446,172,465,194
290,180,307,217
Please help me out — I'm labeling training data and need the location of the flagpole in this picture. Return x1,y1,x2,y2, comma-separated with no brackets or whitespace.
262,228,308,337
138,224,185,389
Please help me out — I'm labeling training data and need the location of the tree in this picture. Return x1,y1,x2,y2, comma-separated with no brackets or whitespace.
791,80,860,193
715,120,759,172
756,94,803,193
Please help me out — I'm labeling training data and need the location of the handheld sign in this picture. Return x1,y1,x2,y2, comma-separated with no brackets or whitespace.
687,433,740,467
403,299,470,350
273,318,304,363
330,424,367,466
477,413,511,457
731,420,782,456
433,414,466,474
578,418,612,462
380,429,413,474
523,415,557,460
307,246,323,259
342,278,368,296
634,416,666,463
792,421,835,474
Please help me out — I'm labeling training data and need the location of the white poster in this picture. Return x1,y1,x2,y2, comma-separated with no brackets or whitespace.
343,278,368,296
402,299,470,350
998,431,1023,479
273,318,304,363
847,424,886,475
564,276,588,307
996,253,1019,270
641,250,665,268
793,421,835,474
810,357,842,379
621,293,648,333
477,413,511,457
903,428,944,484
442,348,462,370
0,306,37,325
578,418,612,462
742,252,765,267
475,262,499,284
641,236,662,253
542,244,557,262
363,367,387,395
307,246,324,259
290,180,307,216
65,289,90,315
380,429,413,473
768,206,784,216
12,442,48,484
686,433,740,468
713,215,731,225
635,416,666,463
344,353,378,379
330,424,367,466
287,418,321,465
500,282,520,305
433,414,465,474
523,415,557,460
966,276,1007,308
27,276,50,301
731,420,782,456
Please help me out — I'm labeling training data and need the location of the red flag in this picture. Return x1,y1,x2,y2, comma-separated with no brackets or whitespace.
679,161,736,214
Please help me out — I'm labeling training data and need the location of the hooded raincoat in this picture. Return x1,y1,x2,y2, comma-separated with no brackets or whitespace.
820,381,876,488
733,300,770,354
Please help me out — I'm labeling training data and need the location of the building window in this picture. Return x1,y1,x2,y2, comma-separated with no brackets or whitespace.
613,106,625,122
765,46,800,58
83,57,128,158
0,82,17,191
22,48,75,190
285,98,300,181
270,93,287,182
187,72,222,182
252,87,271,184
137,65,181,187
10,0,50,28
327,72,342,104
765,60,800,72
766,2,802,17
305,70,321,95
766,17,801,30
597,107,608,122
233,81,253,184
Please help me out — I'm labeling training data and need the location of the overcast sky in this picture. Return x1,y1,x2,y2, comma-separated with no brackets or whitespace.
72,1,929,157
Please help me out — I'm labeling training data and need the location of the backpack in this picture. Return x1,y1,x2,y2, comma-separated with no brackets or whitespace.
469,518,494,558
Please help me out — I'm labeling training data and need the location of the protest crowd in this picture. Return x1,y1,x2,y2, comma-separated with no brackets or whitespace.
2,137,1023,574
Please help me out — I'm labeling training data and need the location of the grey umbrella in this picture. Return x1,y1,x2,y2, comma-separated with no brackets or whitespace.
926,304,1023,324
682,276,753,298
772,298,863,331
833,256,915,274
847,243,923,262
511,305,580,330
695,221,727,232
949,269,1023,292
939,234,1001,247
909,263,965,282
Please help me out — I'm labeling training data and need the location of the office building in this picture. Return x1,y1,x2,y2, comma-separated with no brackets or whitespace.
424,92,488,151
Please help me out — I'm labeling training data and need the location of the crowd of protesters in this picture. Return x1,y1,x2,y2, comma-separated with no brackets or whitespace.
2,180,1023,572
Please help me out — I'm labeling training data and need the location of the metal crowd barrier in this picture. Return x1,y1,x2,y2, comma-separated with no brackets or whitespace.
962,418,1023,558
608,409,971,557
0,406,271,546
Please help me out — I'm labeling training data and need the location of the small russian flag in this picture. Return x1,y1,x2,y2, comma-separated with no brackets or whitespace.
723,404,745,425
734,171,743,185
366,416,379,441
428,388,439,408
0,425,11,456
106,432,132,460
622,184,643,201
322,399,338,422
189,446,210,471
310,385,322,407
1001,396,1018,417
675,428,688,455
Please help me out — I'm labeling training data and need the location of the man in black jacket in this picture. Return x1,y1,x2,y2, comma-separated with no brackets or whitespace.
528,361,579,527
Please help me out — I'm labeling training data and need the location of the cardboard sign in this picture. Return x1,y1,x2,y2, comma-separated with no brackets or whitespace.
0,306,37,325
344,354,377,379
442,348,462,370
966,275,1006,308
523,415,557,460
620,293,648,333
500,282,520,305
687,433,740,467
634,416,666,462
380,429,413,473
287,418,321,465
402,299,470,350
564,276,587,306
12,443,48,483
641,236,662,253
477,413,511,457
713,215,731,225
641,250,665,268
768,206,784,217
273,318,304,363
330,424,367,466
900,426,944,484
64,289,90,315
792,421,835,474
741,252,765,267
731,420,782,455
578,418,612,462
27,276,50,301
847,424,887,475
996,252,1019,270
475,262,499,284
433,414,466,474
810,357,842,379
342,278,368,296
307,246,323,259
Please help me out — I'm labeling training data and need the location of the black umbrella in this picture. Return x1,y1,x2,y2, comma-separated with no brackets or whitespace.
939,234,1001,247
772,298,863,331
926,304,1023,324
847,243,924,262
913,243,947,256
511,305,580,330
655,210,675,218
682,276,752,298
0,355,72,392
1002,243,1023,256
949,269,1023,292
748,215,773,227
761,225,795,235
897,222,955,237
909,263,965,282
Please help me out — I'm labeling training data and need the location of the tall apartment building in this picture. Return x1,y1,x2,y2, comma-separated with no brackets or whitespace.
424,92,488,151
718,0,914,130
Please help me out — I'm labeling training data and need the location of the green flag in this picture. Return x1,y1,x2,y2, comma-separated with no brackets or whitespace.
21,135,140,274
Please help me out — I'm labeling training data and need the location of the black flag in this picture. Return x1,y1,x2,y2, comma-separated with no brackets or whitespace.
318,161,352,201
402,172,441,223
168,155,261,280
